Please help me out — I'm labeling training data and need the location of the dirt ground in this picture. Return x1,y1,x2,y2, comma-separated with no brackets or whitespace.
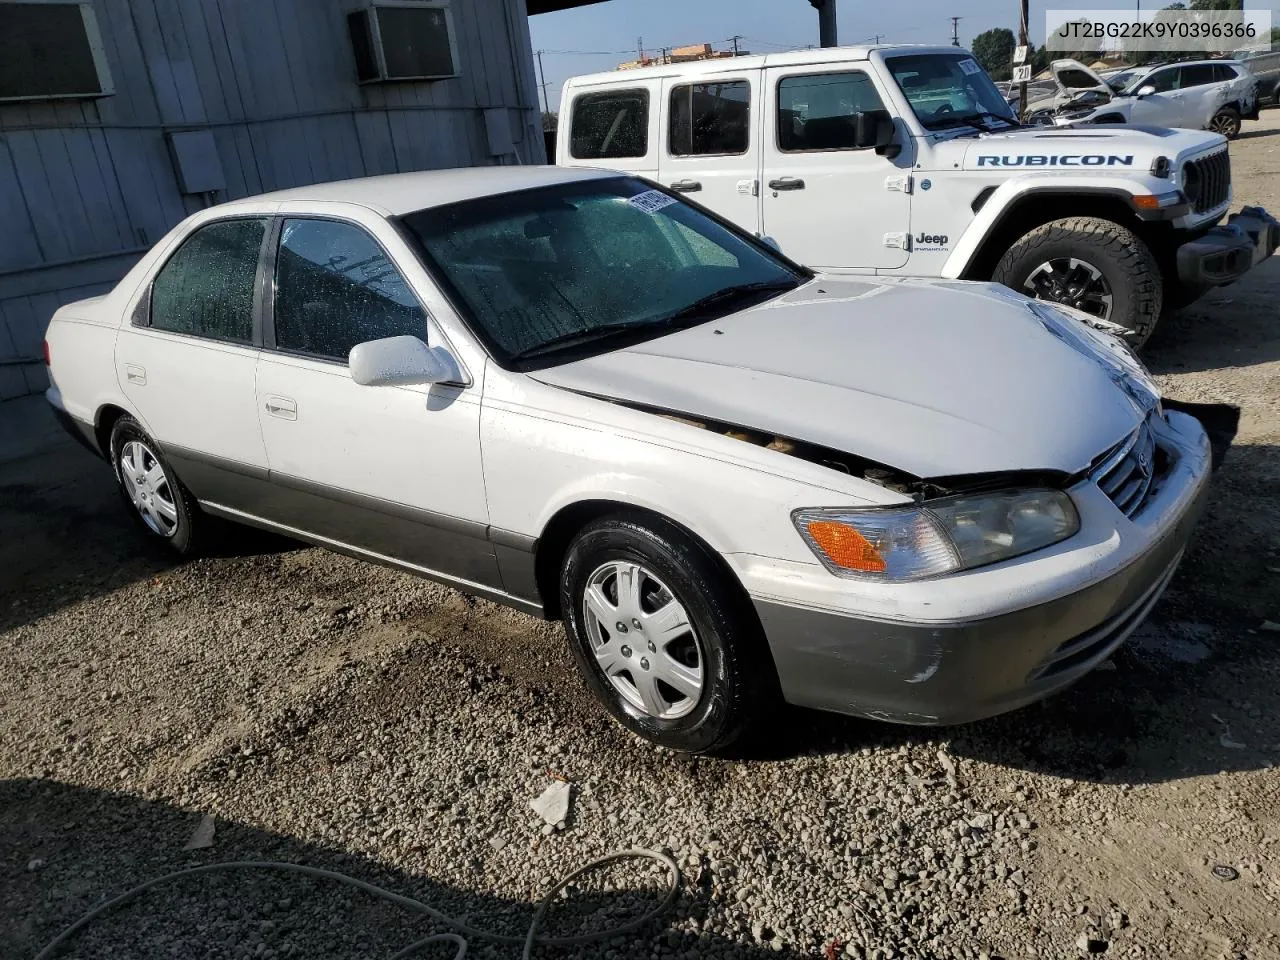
2,115,1280,960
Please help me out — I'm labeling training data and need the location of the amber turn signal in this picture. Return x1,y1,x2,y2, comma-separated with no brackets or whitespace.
804,520,887,573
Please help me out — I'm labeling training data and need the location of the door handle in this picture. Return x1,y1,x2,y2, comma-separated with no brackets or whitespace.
124,364,146,385
264,396,297,420
669,179,703,193
768,177,805,191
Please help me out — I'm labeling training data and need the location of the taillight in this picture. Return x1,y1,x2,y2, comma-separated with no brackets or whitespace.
43,340,51,366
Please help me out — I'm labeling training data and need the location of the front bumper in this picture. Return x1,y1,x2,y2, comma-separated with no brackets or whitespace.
1177,205,1280,286
752,410,1214,726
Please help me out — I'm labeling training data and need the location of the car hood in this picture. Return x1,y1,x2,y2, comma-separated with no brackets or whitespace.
1050,58,1111,95
529,278,1154,479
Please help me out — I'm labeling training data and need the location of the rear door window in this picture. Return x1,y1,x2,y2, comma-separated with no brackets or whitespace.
668,81,750,156
1181,64,1218,88
569,89,649,159
149,218,266,344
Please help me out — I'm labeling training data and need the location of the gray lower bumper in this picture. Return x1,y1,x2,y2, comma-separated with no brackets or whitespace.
754,468,1211,726
1177,206,1280,286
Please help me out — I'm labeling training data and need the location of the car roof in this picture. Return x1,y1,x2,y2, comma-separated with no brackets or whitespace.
564,44,966,87
221,165,619,216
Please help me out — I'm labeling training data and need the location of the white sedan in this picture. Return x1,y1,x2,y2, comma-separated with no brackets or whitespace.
45,167,1214,752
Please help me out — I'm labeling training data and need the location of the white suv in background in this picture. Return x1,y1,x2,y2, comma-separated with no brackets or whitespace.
1052,59,1259,139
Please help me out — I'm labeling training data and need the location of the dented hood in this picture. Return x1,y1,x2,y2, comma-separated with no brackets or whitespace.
529,278,1151,478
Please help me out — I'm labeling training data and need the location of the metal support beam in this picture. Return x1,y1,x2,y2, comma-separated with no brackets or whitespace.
809,0,838,48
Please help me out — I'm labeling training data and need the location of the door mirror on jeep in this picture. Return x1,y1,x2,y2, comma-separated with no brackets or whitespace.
1136,84,1156,99
854,108,895,150
348,335,462,387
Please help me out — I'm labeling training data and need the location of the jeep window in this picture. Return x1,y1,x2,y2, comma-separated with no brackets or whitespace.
570,89,649,159
886,54,1015,131
669,81,750,156
777,71,885,152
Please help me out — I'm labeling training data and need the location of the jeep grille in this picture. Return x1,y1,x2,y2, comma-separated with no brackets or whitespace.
1183,150,1230,215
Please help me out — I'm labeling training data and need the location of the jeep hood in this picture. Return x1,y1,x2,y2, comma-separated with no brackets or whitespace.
529,278,1152,479
956,124,1226,171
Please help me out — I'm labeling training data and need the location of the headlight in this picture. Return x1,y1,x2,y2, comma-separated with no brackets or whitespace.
793,489,1080,582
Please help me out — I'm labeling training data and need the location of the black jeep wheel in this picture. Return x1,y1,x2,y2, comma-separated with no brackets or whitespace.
992,216,1163,347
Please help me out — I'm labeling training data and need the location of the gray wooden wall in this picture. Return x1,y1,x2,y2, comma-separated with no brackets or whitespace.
0,0,544,400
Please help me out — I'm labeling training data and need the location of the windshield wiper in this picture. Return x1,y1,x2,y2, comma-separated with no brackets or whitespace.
508,279,799,362
661,279,799,324
928,111,1019,132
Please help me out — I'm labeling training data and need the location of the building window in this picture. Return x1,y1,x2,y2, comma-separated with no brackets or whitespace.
0,1,113,102
347,2,460,83
569,89,650,159
668,81,751,157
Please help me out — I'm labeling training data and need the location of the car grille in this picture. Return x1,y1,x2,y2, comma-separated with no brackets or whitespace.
1183,150,1230,214
1091,417,1160,518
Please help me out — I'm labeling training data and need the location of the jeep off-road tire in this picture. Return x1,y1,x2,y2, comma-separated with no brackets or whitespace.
992,216,1163,347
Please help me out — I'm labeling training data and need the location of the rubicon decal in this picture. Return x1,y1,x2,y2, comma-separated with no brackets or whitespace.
976,154,1135,167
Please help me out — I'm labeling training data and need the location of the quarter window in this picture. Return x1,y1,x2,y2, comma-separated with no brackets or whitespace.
668,81,750,156
273,218,426,361
777,72,885,152
149,218,266,343
569,89,649,159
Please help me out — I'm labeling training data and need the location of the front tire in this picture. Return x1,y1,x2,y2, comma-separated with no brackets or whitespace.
109,416,203,556
992,216,1163,347
559,514,772,754
1209,106,1241,139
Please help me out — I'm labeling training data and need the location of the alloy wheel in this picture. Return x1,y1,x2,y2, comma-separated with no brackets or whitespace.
1209,112,1240,137
581,561,705,720
119,440,180,538
1022,257,1115,321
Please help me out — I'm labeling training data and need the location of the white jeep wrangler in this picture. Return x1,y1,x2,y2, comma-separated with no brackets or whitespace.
558,44,1279,345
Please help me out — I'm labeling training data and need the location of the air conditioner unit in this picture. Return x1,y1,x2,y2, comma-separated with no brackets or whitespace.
0,1,114,102
347,1,460,83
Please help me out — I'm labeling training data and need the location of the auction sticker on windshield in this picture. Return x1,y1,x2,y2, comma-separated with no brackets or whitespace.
958,58,982,75
628,190,678,214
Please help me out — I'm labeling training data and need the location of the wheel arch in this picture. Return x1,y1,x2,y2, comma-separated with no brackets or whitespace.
955,188,1157,283
93,403,134,459
533,498,757,624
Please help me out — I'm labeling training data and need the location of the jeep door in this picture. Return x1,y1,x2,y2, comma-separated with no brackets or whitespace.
657,70,762,235
760,65,911,270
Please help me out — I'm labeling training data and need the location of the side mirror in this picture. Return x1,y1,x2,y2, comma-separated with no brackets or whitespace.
348,335,462,387
1136,85,1156,99
854,108,900,158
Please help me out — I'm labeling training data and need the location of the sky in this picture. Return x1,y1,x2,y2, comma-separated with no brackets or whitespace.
527,0,1280,109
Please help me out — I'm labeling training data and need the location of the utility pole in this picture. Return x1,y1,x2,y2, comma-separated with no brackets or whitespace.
950,16,962,46
1017,0,1030,120
808,0,837,48
637,36,644,62
729,34,743,56
535,49,549,114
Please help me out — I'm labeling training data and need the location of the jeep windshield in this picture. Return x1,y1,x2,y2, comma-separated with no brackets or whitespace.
887,53,1018,132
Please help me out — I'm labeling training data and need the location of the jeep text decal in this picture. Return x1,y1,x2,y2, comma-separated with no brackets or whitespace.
976,154,1135,167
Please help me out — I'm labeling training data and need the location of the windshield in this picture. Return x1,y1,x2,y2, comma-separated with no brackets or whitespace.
886,53,1017,131
400,177,807,369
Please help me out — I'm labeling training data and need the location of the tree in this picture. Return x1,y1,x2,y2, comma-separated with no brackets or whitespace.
541,111,558,132
971,27,1016,81
1188,0,1242,9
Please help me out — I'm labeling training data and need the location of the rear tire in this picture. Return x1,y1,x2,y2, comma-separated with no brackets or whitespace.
109,416,203,557
1209,106,1241,139
992,216,1163,347
559,514,773,754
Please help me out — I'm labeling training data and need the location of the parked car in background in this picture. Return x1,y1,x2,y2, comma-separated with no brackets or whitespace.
559,44,1279,344
1235,48,1280,108
1051,59,1259,139
44,167,1219,752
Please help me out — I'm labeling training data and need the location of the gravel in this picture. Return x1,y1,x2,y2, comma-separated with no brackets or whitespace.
4,116,1280,960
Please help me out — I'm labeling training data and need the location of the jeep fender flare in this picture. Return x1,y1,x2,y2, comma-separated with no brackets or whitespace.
940,176,1158,279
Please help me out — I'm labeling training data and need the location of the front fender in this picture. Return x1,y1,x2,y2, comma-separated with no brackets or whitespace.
941,176,1154,279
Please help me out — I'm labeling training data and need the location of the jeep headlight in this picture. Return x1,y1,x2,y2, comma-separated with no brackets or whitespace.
793,489,1080,582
